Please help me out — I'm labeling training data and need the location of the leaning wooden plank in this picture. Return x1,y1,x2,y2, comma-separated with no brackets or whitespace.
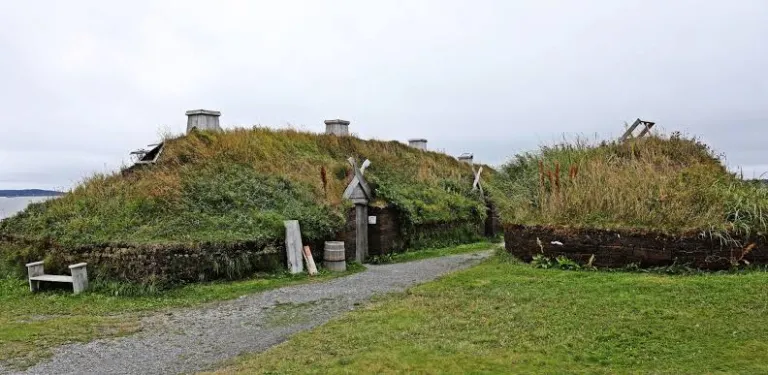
302,246,319,276
283,220,305,274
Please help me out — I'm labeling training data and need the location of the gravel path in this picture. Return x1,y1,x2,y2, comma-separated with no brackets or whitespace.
5,251,491,375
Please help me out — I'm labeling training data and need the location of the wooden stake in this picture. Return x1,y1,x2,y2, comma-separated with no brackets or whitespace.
303,246,318,276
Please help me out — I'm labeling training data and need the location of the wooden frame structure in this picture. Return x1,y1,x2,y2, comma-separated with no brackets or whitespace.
619,119,656,141
342,157,372,263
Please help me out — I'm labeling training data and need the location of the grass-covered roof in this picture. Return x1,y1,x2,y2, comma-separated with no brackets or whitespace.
0,128,490,252
491,133,768,241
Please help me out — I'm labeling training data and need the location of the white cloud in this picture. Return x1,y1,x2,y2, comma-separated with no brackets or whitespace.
1,0,767,188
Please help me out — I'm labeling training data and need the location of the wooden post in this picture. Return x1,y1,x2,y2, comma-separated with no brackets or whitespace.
342,157,372,264
284,220,305,274
355,202,369,263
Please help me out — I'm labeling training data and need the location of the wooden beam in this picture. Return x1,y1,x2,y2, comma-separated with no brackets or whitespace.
348,157,372,199
636,121,656,138
355,203,369,263
619,118,642,141
472,166,484,194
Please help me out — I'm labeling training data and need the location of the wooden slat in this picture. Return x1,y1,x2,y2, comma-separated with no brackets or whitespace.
30,274,73,283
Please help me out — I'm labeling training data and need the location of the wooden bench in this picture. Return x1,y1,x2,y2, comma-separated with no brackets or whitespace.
26,261,89,294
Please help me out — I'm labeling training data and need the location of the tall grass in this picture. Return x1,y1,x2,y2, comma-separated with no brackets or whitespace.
493,133,768,242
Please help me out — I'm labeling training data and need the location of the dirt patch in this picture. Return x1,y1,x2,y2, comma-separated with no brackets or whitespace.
504,224,768,269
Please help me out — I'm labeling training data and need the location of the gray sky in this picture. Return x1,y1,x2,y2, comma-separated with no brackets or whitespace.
1,0,766,190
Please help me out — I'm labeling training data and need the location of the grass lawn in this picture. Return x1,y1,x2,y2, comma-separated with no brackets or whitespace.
210,255,768,375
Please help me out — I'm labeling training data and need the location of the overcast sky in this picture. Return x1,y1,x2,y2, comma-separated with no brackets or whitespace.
0,1,766,190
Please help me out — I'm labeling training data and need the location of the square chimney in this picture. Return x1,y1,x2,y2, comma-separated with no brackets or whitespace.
324,119,350,136
186,109,221,133
408,138,427,150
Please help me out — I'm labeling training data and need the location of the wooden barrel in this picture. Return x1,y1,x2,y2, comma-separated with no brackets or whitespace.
323,241,346,272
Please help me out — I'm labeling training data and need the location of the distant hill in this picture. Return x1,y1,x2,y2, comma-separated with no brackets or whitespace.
0,189,64,197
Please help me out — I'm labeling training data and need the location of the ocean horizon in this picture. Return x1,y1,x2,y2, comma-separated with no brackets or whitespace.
0,196,53,220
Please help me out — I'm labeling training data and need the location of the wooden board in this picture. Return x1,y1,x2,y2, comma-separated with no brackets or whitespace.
302,246,319,276
284,220,305,274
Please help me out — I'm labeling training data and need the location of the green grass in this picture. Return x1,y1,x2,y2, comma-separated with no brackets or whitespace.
0,264,363,369
209,255,768,375
369,241,499,264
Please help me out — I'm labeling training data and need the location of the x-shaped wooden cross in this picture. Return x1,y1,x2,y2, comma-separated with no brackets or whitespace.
342,157,372,201
472,165,484,195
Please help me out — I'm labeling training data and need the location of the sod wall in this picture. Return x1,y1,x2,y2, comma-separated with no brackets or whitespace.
504,224,768,269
